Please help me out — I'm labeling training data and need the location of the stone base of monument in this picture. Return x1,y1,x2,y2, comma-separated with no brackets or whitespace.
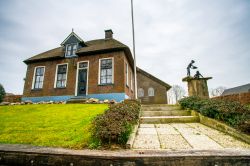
182,76,212,98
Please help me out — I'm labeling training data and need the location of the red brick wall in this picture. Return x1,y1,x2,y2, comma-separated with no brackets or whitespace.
3,95,22,103
212,92,250,105
23,51,133,98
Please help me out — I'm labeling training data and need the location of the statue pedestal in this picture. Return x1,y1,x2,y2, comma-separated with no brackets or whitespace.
182,76,212,98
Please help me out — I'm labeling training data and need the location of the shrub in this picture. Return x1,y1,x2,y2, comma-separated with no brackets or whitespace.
0,84,5,103
91,101,140,146
178,96,250,133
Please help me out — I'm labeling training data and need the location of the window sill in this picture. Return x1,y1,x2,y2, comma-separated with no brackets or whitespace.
31,89,42,91
98,83,114,86
65,55,77,58
54,87,66,89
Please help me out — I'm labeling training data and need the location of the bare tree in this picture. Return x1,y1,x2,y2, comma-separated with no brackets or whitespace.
210,86,227,97
167,85,186,104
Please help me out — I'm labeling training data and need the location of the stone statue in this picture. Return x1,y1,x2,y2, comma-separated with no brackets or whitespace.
187,60,197,76
194,70,203,79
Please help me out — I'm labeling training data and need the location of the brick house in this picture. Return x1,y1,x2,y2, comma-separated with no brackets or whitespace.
22,30,171,103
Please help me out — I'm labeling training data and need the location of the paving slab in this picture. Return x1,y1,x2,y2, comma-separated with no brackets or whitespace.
139,124,155,128
133,123,250,150
137,128,157,135
186,123,250,149
158,134,191,150
133,134,160,149
155,124,179,134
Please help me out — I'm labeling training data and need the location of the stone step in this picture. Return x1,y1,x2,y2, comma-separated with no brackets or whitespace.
140,116,200,124
66,98,88,104
142,110,190,116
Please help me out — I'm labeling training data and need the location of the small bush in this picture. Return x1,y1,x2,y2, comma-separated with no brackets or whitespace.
178,96,250,133
0,84,5,103
91,101,140,146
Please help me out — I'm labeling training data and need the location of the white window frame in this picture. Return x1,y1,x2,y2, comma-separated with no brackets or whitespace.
148,87,155,97
32,66,45,89
54,63,68,88
98,57,114,85
75,61,89,96
126,62,129,86
130,71,133,91
65,43,78,57
138,88,144,97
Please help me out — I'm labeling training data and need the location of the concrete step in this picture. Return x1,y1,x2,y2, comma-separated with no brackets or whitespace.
142,110,190,116
140,116,200,124
142,106,181,112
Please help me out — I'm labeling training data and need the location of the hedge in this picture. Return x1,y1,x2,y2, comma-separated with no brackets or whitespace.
178,96,250,134
91,100,140,147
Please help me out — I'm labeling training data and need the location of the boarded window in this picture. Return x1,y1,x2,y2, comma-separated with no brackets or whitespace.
33,67,45,89
100,59,113,84
56,64,67,88
148,87,154,96
138,88,144,97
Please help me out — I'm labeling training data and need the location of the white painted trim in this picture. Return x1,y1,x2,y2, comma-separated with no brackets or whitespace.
75,61,89,96
54,63,68,88
31,66,45,89
125,62,129,87
60,31,83,46
98,57,114,85
130,70,133,91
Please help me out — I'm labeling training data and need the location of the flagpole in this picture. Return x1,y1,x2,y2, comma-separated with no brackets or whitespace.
131,0,137,99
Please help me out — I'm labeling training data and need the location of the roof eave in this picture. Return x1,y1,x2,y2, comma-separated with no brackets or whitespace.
137,67,171,90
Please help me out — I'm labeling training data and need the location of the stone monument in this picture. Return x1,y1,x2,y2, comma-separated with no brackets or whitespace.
183,61,212,98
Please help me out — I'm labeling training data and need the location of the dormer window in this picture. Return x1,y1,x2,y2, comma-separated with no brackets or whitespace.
65,43,77,57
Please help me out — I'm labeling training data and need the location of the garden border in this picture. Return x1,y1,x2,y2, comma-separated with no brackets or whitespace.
191,110,250,144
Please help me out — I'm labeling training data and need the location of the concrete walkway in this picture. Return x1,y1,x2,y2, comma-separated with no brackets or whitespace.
133,105,250,150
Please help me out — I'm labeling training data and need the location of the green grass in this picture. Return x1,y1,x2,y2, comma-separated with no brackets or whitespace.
0,104,108,149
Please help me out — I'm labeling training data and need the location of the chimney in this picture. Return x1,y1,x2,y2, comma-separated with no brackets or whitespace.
105,29,113,39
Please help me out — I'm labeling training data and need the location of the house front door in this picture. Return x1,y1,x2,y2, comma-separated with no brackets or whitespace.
77,62,88,96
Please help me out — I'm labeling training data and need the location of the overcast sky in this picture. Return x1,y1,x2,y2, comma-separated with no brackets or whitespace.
0,0,249,94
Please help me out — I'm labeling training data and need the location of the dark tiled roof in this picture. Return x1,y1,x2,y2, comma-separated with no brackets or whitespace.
24,47,64,63
24,38,133,65
77,38,128,54
137,67,171,89
222,83,250,95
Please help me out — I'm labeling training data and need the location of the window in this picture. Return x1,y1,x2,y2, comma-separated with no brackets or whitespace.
130,71,133,91
55,64,68,88
148,87,155,96
65,43,77,57
126,63,129,86
99,58,113,84
138,88,144,97
33,67,45,89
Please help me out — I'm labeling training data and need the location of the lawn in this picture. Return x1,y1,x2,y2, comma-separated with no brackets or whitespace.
0,104,108,149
